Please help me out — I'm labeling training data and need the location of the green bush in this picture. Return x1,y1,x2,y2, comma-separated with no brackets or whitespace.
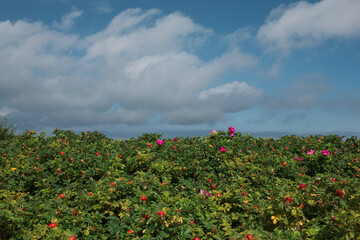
0,117,17,141
0,128,359,239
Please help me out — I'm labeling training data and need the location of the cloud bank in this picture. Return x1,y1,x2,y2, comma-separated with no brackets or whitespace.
0,8,261,129
257,0,360,54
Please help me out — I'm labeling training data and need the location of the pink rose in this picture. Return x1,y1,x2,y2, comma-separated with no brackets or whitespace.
157,140,164,146
220,147,227,152
307,149,315,155
228,126,235,138
322,150,330,156
210,130,217,135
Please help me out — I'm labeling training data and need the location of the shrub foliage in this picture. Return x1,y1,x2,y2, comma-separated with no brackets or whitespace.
1,128,360,239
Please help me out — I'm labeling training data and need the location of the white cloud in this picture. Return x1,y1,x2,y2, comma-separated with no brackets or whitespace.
257,0,360,54
52,8,83,30
198,81,264,112
1,8,260,129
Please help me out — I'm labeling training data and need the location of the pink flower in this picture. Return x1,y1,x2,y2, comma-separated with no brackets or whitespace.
294,157,303,162
209,130,217,135
228,126,235,138
199,189,211,198
307,149,315,155
220,147,227,152
322,150,330,156
157,140,164,146
147,143,152,147
173,138,178,142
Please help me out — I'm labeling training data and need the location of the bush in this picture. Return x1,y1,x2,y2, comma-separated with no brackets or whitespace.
0,117,17,141
0,128,359,239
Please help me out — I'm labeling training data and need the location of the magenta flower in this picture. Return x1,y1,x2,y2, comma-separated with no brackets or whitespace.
220,147,227,152
157,140,164,146
294,157,303,162
322,150,330,156
307,149,315,155
173,138,178,142
228,126,235,138
210,130,217,135
199,189,212,198
147,143,152,147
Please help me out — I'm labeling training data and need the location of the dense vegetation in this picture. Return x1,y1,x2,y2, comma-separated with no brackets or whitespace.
1,125,360,239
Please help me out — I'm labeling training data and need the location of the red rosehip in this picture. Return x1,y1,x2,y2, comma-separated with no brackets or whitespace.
194,238,200,240
211,185,216,189
208,179,213,182
142,214,149,220
49,223,57,228
336,189,344,197
157,211,165,217
60,151,64,155
57,169,62,173
242,192,247,196
217,193,222,198
87,193,92,196
95,152,99,156
110,182,115,187
127,230,133,234
299,184,306,189
285,197,292,203
141,196,147,201
281,162,286,166
69,236,76,240
59,194,65,199
247,234,254,240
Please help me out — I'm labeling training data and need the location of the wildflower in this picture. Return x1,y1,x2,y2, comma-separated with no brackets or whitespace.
157,140,164,146
209,130,217,135
199,189,212,198
322,150,330,156
228,126,235,138
307,149,315,155
220,147,227,152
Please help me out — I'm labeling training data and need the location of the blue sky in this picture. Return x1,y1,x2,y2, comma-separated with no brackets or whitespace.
1,0,360,138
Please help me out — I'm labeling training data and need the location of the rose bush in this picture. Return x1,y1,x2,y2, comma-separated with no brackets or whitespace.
0,129,359,239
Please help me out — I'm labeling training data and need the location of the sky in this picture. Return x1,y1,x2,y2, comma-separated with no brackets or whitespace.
1,0,360,139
